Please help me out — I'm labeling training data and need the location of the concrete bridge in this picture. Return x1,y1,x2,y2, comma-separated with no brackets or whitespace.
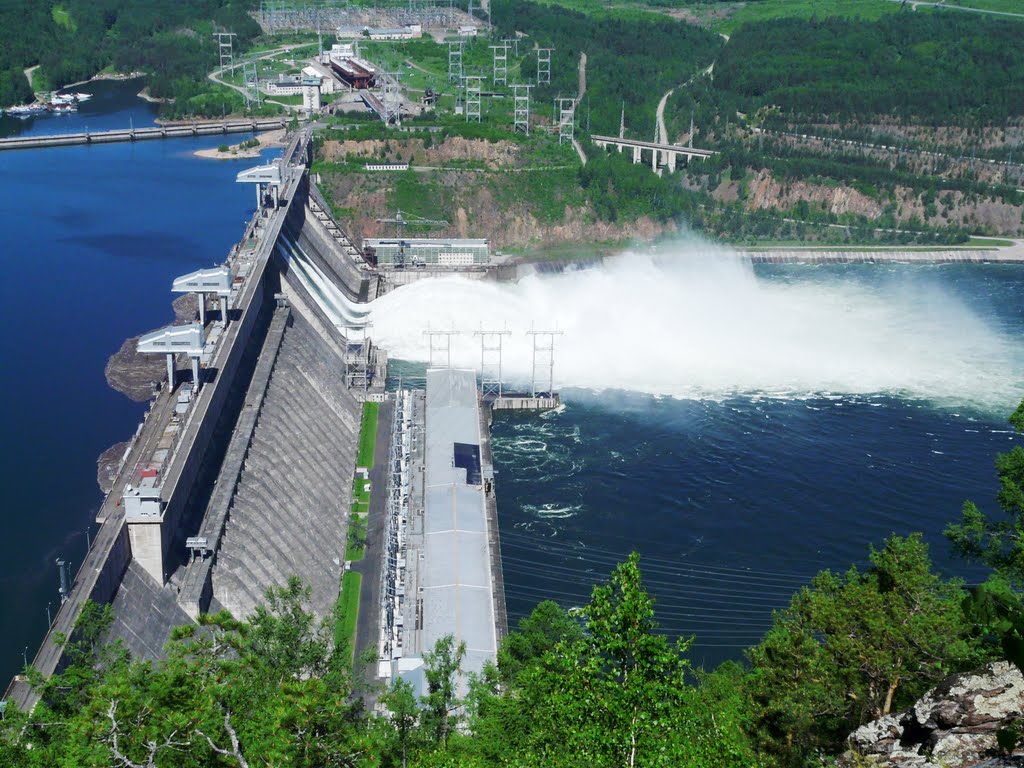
590,134,717,173
0,118,289,152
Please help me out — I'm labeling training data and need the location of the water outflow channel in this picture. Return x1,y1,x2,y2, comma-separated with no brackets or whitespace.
276,230,371,331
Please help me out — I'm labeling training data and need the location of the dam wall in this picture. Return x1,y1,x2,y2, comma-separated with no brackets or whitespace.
126,144,303,584
177,307,291,619
3,132,310,710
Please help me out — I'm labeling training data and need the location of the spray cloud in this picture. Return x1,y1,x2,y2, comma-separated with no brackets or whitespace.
368,240,1024,411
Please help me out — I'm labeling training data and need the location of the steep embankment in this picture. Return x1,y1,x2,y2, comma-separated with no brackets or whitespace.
316,136,679,249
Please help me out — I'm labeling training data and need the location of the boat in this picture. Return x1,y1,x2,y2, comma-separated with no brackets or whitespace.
49,102,77,114
8,104,46,117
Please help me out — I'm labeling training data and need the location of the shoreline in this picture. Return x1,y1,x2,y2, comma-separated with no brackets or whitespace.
59,70,145,91
193,128,288,160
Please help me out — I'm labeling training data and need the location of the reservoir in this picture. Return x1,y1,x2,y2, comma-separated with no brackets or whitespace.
1,81,1021,686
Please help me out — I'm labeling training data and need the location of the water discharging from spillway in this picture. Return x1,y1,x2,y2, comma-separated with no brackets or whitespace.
277,231,371,329
368,240,1024,412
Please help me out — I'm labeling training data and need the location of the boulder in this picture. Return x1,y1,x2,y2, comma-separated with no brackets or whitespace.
838,661,1024,767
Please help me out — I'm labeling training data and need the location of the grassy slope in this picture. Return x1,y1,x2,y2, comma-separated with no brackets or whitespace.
357,402,379,468
334,571,362,657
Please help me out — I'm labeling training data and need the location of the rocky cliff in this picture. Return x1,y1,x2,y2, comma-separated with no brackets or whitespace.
838,661,1024,767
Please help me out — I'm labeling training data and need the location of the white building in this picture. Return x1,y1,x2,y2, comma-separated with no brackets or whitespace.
264,74,304,96
365,24,422,41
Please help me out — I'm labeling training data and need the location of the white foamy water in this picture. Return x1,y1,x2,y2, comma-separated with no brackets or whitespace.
368,241,1024,410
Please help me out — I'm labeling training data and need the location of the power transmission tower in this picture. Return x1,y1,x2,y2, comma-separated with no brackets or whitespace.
503,36,519,57
424,326,459,369
513,83,532,135
243,61,262,109
448,40,463,84
526,328,562,397
214,32,237,72
556,96,575,144
490,42,509,86
473,328,512,398
464,75,483,122
537,47,553,85
381,71,402,126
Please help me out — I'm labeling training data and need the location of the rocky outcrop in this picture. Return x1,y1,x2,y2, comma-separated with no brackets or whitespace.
104,294,197,401
838,661,1024,767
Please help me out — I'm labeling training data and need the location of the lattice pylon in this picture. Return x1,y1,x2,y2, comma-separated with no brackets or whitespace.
490,42,509,87
464,75,483,123
537,47,553,85
557,97,575,144
474,329,512,398
448,40,463,84
513,84,532,135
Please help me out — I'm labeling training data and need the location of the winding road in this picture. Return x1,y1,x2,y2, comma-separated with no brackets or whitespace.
207,45,308,112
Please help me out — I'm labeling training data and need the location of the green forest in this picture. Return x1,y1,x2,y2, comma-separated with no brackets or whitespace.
0,0,259,109
7,402,1024,766
490,0,723,138
714,13,1024,122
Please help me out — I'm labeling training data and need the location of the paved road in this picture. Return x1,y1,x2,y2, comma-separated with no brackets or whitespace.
655,61,714,145
207,45,308,111
571,53,588,165
352,399,394,697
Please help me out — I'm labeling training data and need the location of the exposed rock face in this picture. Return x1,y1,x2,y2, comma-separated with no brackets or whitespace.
838,661,1024,767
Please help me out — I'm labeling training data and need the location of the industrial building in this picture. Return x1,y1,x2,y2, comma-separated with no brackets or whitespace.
264,74,305,96
364,24,422,40
329,52,377,89
362,237,489,267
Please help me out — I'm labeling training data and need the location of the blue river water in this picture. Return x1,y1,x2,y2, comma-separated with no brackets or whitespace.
1,81,1023,687
0,80,273,686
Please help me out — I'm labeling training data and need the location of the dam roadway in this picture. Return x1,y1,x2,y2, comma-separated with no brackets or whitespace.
0,118,288,152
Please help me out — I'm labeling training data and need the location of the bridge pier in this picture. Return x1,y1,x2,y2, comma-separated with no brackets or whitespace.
632,145,641,163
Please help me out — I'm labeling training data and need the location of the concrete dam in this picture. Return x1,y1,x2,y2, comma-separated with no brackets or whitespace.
5,129,508,708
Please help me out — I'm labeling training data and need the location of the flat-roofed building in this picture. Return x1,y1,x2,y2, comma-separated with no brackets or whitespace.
362,237,489,267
